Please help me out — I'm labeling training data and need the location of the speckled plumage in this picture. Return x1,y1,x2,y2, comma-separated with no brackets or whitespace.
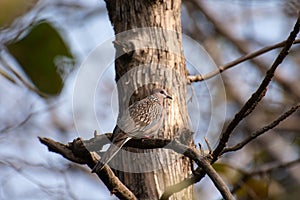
119,94,163,138
92,88,172,173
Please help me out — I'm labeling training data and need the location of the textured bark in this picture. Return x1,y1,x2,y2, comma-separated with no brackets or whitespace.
104,0,193,199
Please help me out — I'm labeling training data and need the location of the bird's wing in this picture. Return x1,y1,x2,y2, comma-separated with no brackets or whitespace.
118,97,163,137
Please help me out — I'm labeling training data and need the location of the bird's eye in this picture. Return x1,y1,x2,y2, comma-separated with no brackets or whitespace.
160,91,164,94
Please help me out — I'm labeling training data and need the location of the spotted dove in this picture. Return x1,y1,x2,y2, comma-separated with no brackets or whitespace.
92,88,172,173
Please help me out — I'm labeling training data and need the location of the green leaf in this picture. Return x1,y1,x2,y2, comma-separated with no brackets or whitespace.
7,21,74,96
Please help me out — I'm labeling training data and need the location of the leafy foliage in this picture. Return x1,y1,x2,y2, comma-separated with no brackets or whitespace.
7,21,74,96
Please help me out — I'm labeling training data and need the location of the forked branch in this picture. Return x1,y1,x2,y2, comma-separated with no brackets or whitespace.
39,136,234,200
222,104,300,154
212,12,300,160
38,137,138,200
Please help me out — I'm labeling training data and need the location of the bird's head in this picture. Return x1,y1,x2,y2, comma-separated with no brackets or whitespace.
152,88,172,103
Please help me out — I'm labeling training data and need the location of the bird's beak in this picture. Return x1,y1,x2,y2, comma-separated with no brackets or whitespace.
166,94,173,100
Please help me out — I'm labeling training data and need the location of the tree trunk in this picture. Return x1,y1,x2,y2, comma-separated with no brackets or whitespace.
104,0,193,199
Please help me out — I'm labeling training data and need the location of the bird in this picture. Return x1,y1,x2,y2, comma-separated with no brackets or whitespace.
92,88,172,173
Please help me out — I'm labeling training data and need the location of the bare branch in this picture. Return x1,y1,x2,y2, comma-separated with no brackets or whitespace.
222,104,300,154
212,13,300,160
204,137,212,154
162,156,300,199
187,0,300,101
187,39,300,83
40,136,234,200
38,137,87,164
38,137,138,200
0,67,16,84
161,140,234,200
40,126,300,200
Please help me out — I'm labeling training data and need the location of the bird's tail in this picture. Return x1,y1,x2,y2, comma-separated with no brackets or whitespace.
92,136,132,173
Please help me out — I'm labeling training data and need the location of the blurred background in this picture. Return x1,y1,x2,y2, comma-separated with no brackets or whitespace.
0,0,300,199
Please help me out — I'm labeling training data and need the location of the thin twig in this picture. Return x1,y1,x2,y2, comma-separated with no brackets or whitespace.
0,102,60,133
212,13,300,161
252,158,300,176
204,137,212,154
229,158,300,193
222,104,300,154
187,39,300,83
0,54,47,97
187,0,300,101
0,68,16,84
